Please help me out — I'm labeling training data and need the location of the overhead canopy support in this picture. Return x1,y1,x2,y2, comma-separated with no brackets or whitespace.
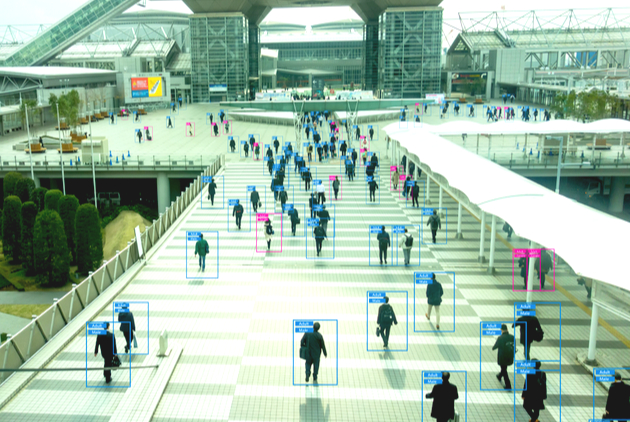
219,99,435,113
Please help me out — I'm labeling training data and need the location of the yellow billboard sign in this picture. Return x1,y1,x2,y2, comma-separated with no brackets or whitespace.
148,77,163,97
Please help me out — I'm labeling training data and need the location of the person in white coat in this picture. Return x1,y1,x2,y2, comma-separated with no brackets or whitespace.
399,228,413,265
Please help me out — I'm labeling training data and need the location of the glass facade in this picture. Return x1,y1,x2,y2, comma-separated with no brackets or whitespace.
264,42,362,62
190,15,249,102
1,0,138,67
363,22,379,92
379,9,442,98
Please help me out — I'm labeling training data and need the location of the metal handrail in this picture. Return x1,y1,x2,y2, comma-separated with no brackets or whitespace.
0,154,224,384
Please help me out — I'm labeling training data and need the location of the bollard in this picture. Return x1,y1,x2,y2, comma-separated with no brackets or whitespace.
529,148,533,155
109,159,112,166
69,159,73,166
158,329,171,357
128,150,130,157
116,156,119,163
122,154,125,161
109,150,112,157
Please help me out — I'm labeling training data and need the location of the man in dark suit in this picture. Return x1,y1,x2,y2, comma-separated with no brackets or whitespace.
513,315,542,361
300,322,328,383
118,310,136,354
94,322,118,383
425,372,459,422
377,296,398,348
493,324,515,390
606,372,630,421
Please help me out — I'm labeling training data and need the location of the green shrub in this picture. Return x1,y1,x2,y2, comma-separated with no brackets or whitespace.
20,202,38,274
58,195,79,264
3,172,23,199
32,187,48,212
34,210,69,287
14,178,35,204
2,196,22,263
44,189,63,212
75,204,103,273
100,204,159,228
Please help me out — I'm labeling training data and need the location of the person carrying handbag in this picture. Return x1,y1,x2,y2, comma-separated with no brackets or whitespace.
264,220,274,250
94,322,118,384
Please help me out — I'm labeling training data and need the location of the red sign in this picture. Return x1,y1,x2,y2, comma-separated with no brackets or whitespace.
131,78,148,91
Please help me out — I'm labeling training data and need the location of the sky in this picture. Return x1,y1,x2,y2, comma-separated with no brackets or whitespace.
1,0,629,33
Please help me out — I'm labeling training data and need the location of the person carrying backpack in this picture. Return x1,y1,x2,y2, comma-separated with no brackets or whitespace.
399,228,413,265
427,210,441,243
207,179,217,206
194,233,209,272
521,360,547,422
377,296,398,348
314,222,327,257
513,315,543,361
250,188,261,213
425,273,443,328
264,220,274,250
377,226,390,265
232,200,244,230
493,324,515,390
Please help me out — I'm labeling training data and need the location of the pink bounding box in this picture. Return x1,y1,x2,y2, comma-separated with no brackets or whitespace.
255,213,283,253
389,165,404,190
511,248,556,292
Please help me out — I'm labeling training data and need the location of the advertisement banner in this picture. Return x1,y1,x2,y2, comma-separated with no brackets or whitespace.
209,84,228,92
148,77,163,97
131,77,148,91
132,90,149,98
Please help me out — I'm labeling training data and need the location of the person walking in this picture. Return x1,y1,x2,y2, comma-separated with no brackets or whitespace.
278,188,288,213
427,210,441,243
94,322,118,384
117,310,136,354
340,141,347,157
230,138,236,153
377,296,398,348
399,228,413,265
411,182,420,208
207,179,217,206
519,256,530,289
213,123,219,136
392,168,400,190
318,206,330,236
493,324,515,390
316,182,326,204
209,113,213,125
347,161,355,182
604,372,630,422
267,157,274,176
289,206,300,236
333,176,340,200
194,233,210,272
309,193,317,219
303,167,312,191
110,113,115,124
264,219,274,250
136,130,143,143
251,188,261,213
425,273,443,329
521,360,547,422
368,179,379,202
232,200,244,229
307,143,314,162
425,372,459,422
274,138,280,154
513,314,543,361
314,222,327,256
255,143,260,160
305,125,311,140
243,142,249,158
351,149,358,168
503,221,513,239
535,249,553,289
369,126,374,141
377,225,390,265
300,322,327,383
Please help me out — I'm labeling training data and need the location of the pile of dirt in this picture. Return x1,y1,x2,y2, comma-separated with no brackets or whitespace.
103,211,150,260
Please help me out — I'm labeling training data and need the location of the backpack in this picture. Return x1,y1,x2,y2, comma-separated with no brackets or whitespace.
378,235,388,248
501,338,515,365
502,222,509,232
405,235,414,247
266,225,273,235
381,305,394,324
533,327,544,342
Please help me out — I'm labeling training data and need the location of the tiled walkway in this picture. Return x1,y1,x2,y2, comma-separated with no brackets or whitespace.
0,118,628,422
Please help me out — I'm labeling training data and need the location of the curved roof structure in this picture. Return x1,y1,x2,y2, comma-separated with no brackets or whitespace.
415,119,630,136
384,120,630,290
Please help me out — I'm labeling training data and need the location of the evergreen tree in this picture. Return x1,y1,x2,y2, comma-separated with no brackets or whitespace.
34,210,70,287
3,172,23,199
32,187,48,212
2,196,22,263
58,195,79,264
21,202,37,274
44,189,63,212
75,204,103,273
14,178,35,204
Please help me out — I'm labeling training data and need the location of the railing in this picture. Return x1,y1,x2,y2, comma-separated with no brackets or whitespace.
0,154,224,384
0,155,212,171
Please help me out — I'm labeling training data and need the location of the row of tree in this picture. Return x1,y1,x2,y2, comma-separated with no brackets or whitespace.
2,172,103,287
550,89,625,122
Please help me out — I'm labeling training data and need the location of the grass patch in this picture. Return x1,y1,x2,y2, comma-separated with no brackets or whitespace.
1,333,6,344
0,304,51,320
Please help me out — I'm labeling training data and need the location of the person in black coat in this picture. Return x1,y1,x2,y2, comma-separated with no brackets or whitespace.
493,324,515,389
605,372,630,421
303,168,312,191
267,158,274,176
273,138,280,154
377,296,398,348
300,322,327,383
425,273,443,329
207,179,217,205
213,123,219,136
368,179,379,202
521,359,547,422
289,206,300,236
230,138,236,153
519,257,529,289
118,311,136,354
376,225,390,265
309,193,317,219
513,315,543,360
314,223,327,256
351,150,358,167
94,322,118,383
411,183,420,208
250,188,260,213
425,372,459,422
401,155,407,173
232,200,244,229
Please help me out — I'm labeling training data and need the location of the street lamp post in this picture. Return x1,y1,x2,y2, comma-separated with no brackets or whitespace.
55,103,66,194
88,113,97,208
25,104,34,180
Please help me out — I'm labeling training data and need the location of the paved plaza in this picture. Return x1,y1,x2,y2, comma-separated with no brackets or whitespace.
0,104,628,422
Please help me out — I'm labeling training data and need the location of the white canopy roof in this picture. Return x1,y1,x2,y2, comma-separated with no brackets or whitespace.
384,121,630,290
415,119,630,136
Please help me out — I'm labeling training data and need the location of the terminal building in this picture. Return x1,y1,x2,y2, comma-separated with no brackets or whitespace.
0,2,629,422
